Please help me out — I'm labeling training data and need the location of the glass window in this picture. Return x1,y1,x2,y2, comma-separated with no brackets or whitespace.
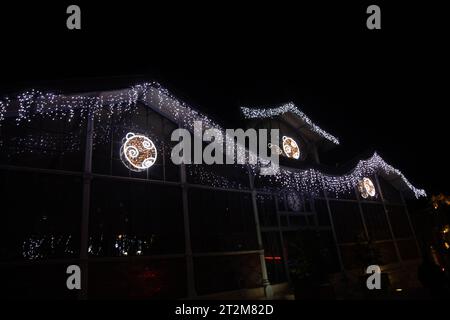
1,263,79,299
362,203,392,241
280,215,288,227
92,103,179,182
0,113,85,171
329,201,365,243
339,245,364,270
329,187,357,201
387,205,413,239
256,194,277,227
377,241,399,265
88,258,187,299
318,231,340,273
189,188,257,252
187,164,250,190
262,232,287,284
89,179,184,256
315,199,330,226
397,239,419,261
194,254,262,295
0,170,81,262
378,176,402,204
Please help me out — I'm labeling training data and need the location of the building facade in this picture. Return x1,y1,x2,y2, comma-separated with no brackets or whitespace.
0,82,426,299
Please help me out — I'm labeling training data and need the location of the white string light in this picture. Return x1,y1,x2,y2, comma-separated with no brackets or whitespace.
241,102,340,145
0,97,8,124
0,83,425,198
266,152,426,199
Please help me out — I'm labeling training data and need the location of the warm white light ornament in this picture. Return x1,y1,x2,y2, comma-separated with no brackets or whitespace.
282,136,300,159
120,132,157,171
358,177,376,199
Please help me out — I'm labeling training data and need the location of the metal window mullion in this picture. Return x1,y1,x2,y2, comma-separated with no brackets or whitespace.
79,113,94,300
322,186,345,272
274,194,291,285
374,174,402,264
248,168,272,298
180,163,196,298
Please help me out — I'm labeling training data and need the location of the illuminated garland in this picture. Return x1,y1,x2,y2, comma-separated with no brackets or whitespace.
241,102,340,145
264,152,426,199
0,97,8,123
6,133,81,155
12,85,146,124
0,83,425,198
187,164,246,189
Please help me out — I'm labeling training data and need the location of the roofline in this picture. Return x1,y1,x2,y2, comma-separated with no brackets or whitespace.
0,82,425,199
240,102,340,145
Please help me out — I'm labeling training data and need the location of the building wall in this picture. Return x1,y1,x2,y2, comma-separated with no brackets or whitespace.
0,103,421,299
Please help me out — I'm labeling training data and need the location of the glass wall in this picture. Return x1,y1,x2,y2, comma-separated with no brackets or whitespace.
0,98,420,298
91,102,178,181
89,180,185,257
0,170,81,262
0,110,85,171
189,188,257,253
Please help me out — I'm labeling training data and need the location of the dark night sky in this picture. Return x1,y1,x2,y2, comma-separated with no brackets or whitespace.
0,2,448,194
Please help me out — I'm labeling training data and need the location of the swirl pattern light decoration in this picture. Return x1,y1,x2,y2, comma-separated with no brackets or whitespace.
120,132,157,172
282,136,300,159
358,177,376,199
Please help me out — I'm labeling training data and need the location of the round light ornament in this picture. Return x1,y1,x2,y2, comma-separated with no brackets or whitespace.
358,177,376,199
120,132,157,172
282,136,300,159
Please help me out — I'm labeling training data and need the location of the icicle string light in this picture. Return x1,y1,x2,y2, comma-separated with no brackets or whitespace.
241,102,340,145
0,97,8,124
0,83,425,198
268,152,426,199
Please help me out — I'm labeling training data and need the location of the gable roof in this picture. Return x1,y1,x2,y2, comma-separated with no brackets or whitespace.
241,102,340,148
0,81,426,199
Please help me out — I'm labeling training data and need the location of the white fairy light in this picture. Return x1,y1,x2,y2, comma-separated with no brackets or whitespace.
0,83,425,199
270,152,426,199
6,133,81,155
0,97,9,124
286,191,302,211
241,102,340,145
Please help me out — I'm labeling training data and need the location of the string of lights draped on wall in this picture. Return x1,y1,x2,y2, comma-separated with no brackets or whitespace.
0,82,426,198
241,102,340,145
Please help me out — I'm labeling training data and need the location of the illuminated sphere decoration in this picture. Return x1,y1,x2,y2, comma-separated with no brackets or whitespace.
358,177,376,199
120,132,157,172
282,136,300,159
